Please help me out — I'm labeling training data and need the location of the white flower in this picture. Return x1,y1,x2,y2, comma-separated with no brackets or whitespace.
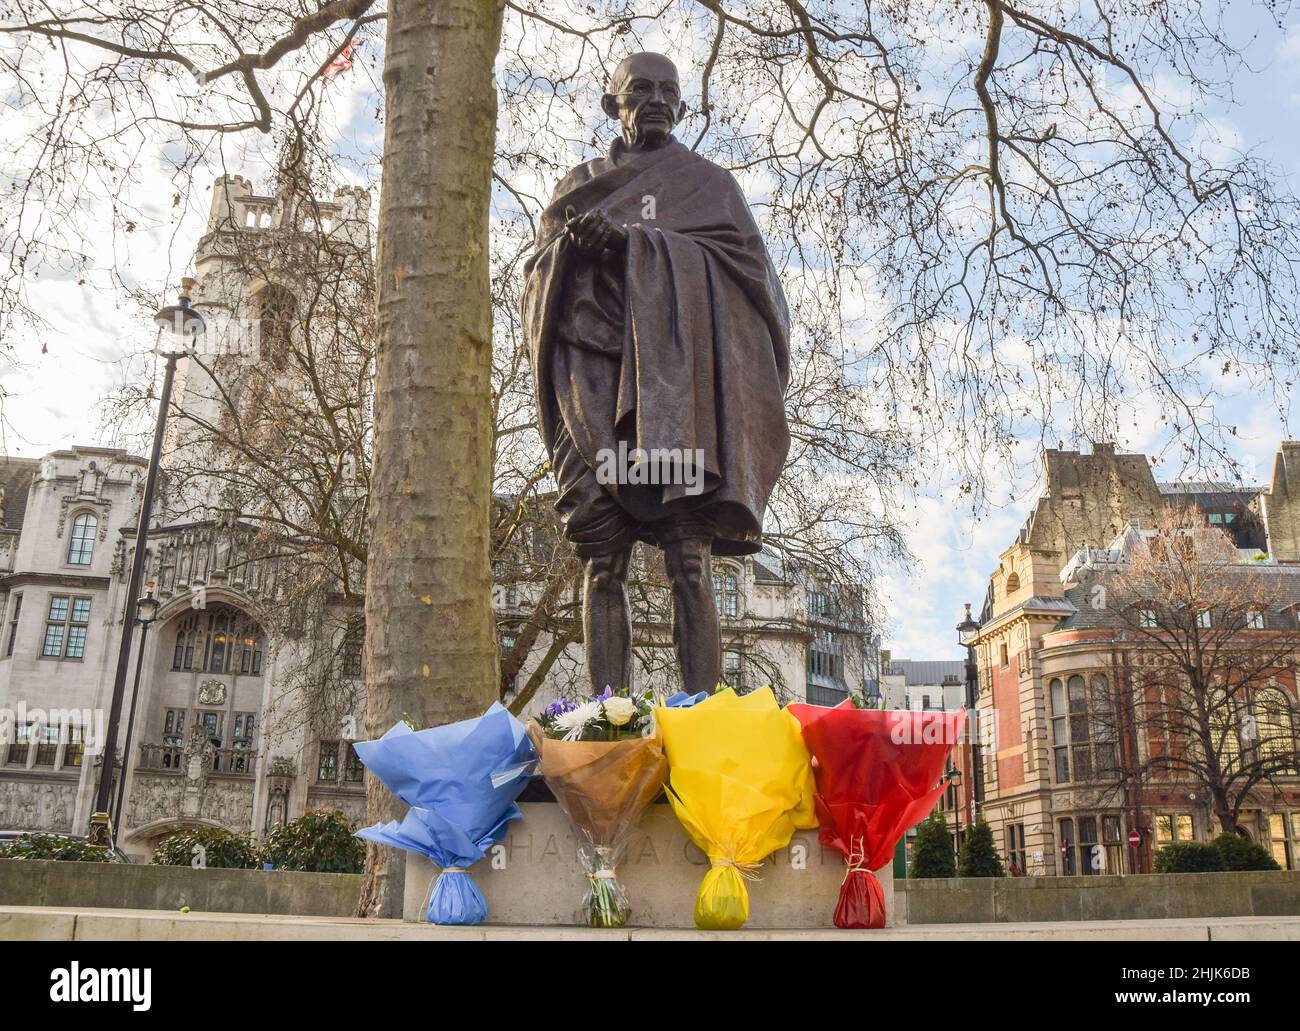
554,700,603,741
603,696,637,727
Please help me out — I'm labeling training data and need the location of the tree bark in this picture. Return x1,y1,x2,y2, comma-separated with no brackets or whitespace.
358,0,504,919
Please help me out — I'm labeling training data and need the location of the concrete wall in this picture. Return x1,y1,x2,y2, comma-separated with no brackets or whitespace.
403,802,892,928
899,871,1300,924
0,859,361,917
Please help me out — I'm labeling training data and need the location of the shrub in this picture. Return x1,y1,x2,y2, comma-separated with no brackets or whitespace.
1153,840,1224,873
0,833,118,862
957,817,1006,877
259,808,365,873
1211,832,1281,872
151,826,259,869
909,810,956,878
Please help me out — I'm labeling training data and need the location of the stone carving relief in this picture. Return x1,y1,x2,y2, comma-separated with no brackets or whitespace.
306,793,365,827
197,680,227,706
0,778,77,833
200,782,254,831
124,774,185,829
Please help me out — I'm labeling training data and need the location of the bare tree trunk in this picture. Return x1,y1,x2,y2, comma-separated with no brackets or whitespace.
359,0,504,919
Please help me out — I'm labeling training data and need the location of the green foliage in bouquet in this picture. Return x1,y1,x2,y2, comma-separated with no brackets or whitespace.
535,687,656,741
260,808,365,873
151,826,259,869
0,833,119,862
909,810,956,878
957,817,1005,877
1210,832,1281,872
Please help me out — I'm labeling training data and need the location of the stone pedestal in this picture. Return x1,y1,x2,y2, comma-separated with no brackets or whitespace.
402,802,894,928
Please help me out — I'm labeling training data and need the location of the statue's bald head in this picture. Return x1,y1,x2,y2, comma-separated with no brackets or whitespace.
609,52,680,95
602,52,686,149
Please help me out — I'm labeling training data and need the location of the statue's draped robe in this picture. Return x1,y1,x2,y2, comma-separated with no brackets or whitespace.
523,137,790,556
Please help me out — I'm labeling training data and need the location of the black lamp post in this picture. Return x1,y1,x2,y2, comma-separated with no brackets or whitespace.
87,283,203,848
111,584,161,835
956,602,983,829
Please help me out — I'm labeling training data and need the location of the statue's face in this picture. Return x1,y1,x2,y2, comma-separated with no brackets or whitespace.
601,54,686,146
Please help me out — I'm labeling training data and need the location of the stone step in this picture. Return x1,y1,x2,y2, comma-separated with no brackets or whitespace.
3,906,1299,941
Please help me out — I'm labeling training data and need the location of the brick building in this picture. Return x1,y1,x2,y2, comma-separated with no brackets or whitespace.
967,443,1300,875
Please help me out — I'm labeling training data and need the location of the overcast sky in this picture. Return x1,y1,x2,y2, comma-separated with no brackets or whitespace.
2,6,1299,665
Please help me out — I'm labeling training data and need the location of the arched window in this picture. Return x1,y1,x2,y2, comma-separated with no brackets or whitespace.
714,565,740,618
1254,687,1297,774
1004,572,1021,595
1208,689,1243,776
256,284,298,370
171,605,263,675
66,513,97,565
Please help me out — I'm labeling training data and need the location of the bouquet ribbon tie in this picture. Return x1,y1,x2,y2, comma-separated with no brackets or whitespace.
709,856,762,881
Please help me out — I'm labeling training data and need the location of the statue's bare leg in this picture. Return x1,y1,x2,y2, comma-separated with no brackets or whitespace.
663,536,721,695
583,547,634,692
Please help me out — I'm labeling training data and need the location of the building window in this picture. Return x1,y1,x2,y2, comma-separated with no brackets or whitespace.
1102,814,1124,873
41,595,90,659
1155,812,1195,845
64,724,84,768
722,649,744,689
806,588,834,621
1246,610,1265,630
6,723,30,766
714,568,740,618
806,630,844,687
999,641,1009,668
1137,608,1157,629
232,713,256,772
240,633,263,674
317,741,339,782
33,724,58,767
1253,687,1297,774
1049,678,1070,782
257,284,298,370
162,709,186,768
1004,572,1020,594
1078,816,1101,875
1196,610,1212,629
341,623,364,677
1049,674,1112,783
1208,689,1243,774
172,606,262,674
1006,823,1027,875
66,512,97,565
5,593,21,657
344,743,364,783
1058,817,1076,875
1267,813,1293,870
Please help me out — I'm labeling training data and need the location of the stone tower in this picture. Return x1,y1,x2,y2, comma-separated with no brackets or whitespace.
1261,441,1300,564
161,171,372,518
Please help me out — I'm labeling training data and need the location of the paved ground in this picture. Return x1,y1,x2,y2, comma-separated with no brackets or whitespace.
2,906,1299,940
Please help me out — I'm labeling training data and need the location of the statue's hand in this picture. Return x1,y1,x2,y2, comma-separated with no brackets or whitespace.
564,206,628,256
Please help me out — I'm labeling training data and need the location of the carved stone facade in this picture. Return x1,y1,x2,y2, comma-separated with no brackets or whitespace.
0,777,77,833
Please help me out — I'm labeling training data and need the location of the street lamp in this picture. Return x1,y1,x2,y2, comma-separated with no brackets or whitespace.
956,602,983,831
87,282,203,848
111,584,160,835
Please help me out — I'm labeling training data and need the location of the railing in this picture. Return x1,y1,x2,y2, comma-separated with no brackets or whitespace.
137,743,257,776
